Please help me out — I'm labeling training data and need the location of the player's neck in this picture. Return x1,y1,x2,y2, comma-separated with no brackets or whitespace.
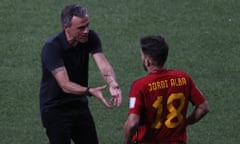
147,66,162,74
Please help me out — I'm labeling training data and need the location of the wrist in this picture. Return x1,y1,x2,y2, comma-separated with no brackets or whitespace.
85,87,92,97
110,80,119,88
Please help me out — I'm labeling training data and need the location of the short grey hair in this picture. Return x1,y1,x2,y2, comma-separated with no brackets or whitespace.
61,4,88,27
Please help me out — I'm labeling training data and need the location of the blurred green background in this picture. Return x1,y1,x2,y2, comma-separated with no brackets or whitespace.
0,0,239,143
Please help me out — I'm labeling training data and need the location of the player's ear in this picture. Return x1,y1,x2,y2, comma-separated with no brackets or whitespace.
145,57,151,67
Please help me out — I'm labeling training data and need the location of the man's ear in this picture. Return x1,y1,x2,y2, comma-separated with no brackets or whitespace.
144,56,151,67
63,24,68,30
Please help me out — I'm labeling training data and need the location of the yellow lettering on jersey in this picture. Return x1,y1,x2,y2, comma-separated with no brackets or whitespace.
148,77,186,91
170,77,187,87
148,80,168,92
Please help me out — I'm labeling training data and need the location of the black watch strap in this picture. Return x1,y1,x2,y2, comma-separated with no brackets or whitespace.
85,87,92,97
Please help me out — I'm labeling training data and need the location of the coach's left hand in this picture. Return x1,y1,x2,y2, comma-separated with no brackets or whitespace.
109,81,122,107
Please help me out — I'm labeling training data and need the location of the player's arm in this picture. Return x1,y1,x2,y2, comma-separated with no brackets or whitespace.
124,113,140,144
92,52,122,106
52,66,112,108
186,100,210,125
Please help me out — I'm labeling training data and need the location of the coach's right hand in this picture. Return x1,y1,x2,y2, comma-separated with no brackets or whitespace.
88,85,113,109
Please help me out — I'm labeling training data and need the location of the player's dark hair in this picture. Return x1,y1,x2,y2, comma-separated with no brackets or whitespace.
61,4,88,27
141,35,169,67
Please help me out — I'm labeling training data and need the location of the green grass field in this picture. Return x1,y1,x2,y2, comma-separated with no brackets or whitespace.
0,0,239,143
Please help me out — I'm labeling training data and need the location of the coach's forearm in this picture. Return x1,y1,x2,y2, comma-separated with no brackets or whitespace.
103,70,117,85
93,53,118,86
52,67,88,95
60,81,88,95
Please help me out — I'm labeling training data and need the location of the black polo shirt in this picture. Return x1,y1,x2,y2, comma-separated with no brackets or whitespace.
40,30,102,113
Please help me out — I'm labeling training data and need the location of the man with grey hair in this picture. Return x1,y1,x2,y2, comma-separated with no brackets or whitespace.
40,4,122,144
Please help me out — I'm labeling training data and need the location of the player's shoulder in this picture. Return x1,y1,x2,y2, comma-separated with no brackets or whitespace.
130,75,150,89
167,69,191,78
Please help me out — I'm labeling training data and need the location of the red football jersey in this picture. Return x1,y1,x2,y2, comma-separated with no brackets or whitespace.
128,69,206,143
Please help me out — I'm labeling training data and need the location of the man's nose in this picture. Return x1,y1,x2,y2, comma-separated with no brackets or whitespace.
83,27,89,34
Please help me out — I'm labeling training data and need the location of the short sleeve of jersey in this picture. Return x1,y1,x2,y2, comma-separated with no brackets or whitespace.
128,80,144,115
189,77,206,106
88,30,103,55
41,42,64,72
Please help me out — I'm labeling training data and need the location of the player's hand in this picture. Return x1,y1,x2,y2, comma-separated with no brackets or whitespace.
109,81,122,107
89,85,112,109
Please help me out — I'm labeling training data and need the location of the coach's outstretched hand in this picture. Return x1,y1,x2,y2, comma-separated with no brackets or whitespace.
109,81,122,107
88,85,113,109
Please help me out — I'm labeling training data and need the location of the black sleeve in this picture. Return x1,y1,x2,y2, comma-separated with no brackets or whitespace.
41,42,64,72
88,30,103,55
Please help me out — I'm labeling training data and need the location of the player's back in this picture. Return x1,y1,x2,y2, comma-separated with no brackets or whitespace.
131,69,200,143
